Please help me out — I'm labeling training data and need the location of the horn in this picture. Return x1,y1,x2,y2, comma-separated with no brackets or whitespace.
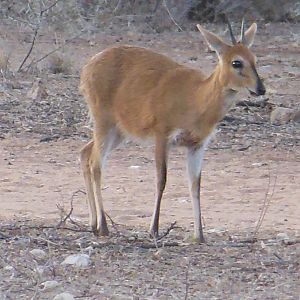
225,16,236,45
240,18,246,44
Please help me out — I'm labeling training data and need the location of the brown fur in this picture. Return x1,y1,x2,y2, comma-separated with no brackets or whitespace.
81,46,218,139
79,24,265,242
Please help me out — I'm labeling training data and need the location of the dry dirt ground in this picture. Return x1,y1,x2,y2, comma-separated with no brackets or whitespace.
0,22,300,299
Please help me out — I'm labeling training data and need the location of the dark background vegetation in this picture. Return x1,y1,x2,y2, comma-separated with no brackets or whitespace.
1,0,300,35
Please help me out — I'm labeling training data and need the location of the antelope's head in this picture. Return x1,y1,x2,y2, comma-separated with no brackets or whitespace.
197,20,266,96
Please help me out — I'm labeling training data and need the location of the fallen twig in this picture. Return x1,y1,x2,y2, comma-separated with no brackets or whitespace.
138,241,179,249
238,237,258,244
39,135,60,143
156,221,179,241
283,239,300,246
56,189,86,228
105,212,122,235
56,203,73,227
236,98,269,108
253,165,278,236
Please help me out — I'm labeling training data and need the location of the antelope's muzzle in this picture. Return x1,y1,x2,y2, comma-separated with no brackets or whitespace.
256,77,266,96
252,65,266,96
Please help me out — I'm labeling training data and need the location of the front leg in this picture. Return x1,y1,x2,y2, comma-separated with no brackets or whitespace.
149,135,168,238
187,143,207,243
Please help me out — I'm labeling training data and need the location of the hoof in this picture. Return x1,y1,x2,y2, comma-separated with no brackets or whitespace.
193,237,205,244
100,228,109,236
184,234,205,244
96,217,109,237
92,225,99,236
149,229,159,239
98,227,109,237
92,226,109,237
192,235,205,244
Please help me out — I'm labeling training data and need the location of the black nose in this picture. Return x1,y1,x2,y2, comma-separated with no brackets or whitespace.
252,65,266,96
256,80,266,96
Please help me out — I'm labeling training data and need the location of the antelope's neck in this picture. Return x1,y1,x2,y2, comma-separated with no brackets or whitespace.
201,65,239,119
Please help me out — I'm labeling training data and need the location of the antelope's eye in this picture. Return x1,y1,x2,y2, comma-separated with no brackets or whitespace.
232,60,243,69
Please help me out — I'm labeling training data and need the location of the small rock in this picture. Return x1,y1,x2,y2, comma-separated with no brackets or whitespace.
30,249,47,259
276,232,289,241
270,107,297,125
252,162,268,167
4,265,14,271
129,165,140,169
61,254,91,268
54,292,75,300
41,280,60,291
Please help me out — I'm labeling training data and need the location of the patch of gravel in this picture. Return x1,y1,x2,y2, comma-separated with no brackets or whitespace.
0,220,299,299
0,73,90,140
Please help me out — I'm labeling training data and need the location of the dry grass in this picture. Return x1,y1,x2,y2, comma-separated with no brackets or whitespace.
47,53,73,75
0,219,299,299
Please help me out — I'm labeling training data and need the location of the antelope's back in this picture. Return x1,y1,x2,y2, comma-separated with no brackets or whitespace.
80,45,205,137
80,46,178,103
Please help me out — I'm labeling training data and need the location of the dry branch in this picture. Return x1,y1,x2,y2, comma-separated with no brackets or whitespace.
162,0,183,31
283,239,300,246
236,98,270,108
138,241,179,249
253,166,278,236
17,0,63,72
56,189,86,228
17,26,39,72
156,221,179,241
105,212,124,236
25,29,87,72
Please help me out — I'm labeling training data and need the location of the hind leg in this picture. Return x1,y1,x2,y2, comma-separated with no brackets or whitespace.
80,127,123,236
93,126,123,235
80,140,99,234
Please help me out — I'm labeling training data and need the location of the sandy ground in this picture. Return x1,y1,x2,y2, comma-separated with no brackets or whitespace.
0,137,299,236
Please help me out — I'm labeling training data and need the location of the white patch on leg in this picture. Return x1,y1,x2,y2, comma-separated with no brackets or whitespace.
187,135,212,181
101,127,123,168
187,134,212,239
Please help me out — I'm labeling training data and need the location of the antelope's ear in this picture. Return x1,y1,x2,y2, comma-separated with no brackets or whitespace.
197,24,230,57
243,23,257,47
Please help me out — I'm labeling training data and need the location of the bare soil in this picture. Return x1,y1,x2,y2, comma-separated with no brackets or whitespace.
0,22,299,299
